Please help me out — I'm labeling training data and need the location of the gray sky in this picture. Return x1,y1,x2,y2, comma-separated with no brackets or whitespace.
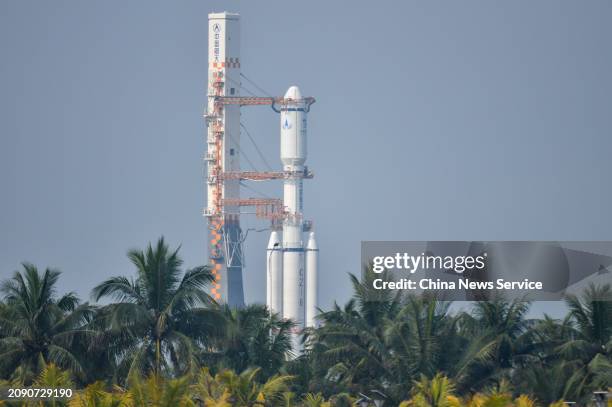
1,1,611,316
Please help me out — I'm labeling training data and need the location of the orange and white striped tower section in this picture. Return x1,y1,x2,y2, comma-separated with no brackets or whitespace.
205,12,244,307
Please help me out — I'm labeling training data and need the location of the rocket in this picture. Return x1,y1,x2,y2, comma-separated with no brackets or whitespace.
266,86,319,346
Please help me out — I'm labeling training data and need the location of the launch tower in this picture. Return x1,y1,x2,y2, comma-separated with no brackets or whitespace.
205,12,319,343
205,12,244,307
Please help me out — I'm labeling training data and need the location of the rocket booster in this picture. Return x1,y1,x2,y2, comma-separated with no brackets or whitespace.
305,231,318,329
266,231,283,315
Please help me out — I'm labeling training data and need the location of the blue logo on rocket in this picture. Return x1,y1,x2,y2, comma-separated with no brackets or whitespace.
283,117,292,130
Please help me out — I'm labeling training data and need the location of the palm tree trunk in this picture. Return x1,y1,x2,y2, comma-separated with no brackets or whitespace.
156,337,161,376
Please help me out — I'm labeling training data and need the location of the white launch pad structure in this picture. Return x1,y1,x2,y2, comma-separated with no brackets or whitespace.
205,12,319,338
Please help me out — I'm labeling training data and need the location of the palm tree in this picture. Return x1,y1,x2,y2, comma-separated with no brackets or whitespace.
69,381,132,407
399,374,461,407
470,298,531,368
301,392,328,407
558,283,612,402
316,271,404,361
513,395,537,407
192,366,293,406
0,264,93,383
191,367,232,406
33,362,75,407
453,297,532,392
91,237,224,379
204,304,294,379
127,373,193,407
309,270,494,403
515,360,572,405
310,272,403,399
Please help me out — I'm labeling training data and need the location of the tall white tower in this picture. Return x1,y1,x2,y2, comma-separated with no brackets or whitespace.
206,12,244,307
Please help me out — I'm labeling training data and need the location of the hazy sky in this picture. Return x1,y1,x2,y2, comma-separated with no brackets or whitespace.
1,1,611,315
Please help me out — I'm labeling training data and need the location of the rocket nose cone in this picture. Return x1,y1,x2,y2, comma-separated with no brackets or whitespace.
306,232,318,250
267,231,282,249
284,86,302,100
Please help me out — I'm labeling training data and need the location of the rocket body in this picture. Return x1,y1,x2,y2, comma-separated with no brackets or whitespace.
265,86,318,353
281,86,307,330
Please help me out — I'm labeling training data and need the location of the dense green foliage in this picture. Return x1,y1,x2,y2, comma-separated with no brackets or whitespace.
0,237,610,406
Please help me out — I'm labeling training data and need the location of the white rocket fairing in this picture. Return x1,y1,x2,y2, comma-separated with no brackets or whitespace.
266,86,318,350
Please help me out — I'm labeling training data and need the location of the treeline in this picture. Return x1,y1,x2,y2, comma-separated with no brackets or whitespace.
0,237,610,406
